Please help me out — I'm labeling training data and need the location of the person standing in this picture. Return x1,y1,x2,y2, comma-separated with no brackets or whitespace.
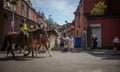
63,35,69,52
60,37,65,49
56,36,61,48
92,34,98,49
68,35,74,52
113,36,120,51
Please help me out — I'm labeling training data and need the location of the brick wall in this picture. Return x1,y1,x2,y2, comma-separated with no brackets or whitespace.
0,0,46,50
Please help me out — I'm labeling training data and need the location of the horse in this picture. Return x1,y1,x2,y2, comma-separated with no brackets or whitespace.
37,29,58,57
2,28,45,58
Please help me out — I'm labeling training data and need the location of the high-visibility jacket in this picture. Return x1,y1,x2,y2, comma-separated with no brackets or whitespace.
20,23,28,31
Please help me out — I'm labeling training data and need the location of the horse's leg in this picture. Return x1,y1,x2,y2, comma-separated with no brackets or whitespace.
7,44,15,58
34,41,38,57
45,43,52,57
24,48,31,56
32,40,37,57
7,46,10,56
10,47,15,58
48,48,52,57
37,45,40,54
31,48,34,58
18,46,22,54
35,46,38,57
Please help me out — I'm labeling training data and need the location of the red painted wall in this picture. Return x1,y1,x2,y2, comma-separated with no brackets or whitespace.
88,18,120,47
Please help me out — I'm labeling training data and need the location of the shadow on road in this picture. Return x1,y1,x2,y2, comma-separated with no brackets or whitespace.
0,56,47,61
52,48,85,53
87,50,120,60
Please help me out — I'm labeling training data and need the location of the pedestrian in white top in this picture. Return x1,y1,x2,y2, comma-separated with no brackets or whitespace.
68,35,74,52
113,36,120,51
64,35,69,48
62,35,69,52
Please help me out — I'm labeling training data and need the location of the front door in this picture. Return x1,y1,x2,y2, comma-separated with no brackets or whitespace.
90,24,102,48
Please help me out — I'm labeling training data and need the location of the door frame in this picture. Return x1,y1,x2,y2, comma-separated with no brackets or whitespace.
90,24,102,48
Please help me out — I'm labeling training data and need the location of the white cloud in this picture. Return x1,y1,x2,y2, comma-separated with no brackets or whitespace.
49,0,74,16
31,0,76,16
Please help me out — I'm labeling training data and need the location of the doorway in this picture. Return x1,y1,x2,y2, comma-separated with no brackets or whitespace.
90,24,102,48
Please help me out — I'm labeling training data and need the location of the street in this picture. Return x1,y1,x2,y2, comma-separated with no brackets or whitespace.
0,50,120,72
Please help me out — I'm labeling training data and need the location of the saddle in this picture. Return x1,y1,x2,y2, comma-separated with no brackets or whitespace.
19,31,29,41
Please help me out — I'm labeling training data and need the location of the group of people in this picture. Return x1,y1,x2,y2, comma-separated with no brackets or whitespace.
56,35,74,52
92,34,120,51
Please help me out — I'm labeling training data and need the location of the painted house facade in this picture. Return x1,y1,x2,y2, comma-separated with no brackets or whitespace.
74,0,120,48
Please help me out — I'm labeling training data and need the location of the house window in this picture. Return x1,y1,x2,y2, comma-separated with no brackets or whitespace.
28,9,31,19
27,7,29,18
3,0,7,7
3,0,11,8
34,15,37,22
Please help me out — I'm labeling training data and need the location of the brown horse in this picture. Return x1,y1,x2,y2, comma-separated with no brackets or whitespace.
3,28,45,58
37,29,58,57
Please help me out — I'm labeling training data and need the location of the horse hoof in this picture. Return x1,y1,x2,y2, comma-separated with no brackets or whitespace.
49,55,52,57
32,56,35,58
24,54,28,56
7,54,9,57
12,56,15,59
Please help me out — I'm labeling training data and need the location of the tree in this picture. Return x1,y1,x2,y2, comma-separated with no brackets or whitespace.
90,1,107,16
46,15,60,30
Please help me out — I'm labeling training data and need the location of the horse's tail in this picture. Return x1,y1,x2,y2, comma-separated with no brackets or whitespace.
1,35,8,51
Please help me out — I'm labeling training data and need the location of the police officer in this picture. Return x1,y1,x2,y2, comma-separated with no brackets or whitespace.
20,19,28,32
19,19,29,39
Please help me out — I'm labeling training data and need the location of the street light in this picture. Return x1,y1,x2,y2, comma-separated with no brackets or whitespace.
84,24,87,49
11,5,15,32
8,0,18,32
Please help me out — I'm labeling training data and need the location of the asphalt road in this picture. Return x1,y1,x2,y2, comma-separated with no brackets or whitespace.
0,50,120,72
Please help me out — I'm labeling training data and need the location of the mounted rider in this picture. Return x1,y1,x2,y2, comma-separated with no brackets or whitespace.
19,19,29,39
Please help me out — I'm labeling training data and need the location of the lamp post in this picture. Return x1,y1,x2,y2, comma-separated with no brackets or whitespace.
84,24,87,49
8,0,18,32
11,5,15,32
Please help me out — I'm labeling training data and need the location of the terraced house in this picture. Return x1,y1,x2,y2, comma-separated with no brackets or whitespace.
0,0,46,48
74,0,120,48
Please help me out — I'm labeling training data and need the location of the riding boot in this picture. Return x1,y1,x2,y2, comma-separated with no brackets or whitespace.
24,31,29,39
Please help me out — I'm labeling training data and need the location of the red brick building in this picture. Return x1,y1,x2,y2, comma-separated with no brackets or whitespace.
0,0,46,48
63,22,74,37
74,0,120,48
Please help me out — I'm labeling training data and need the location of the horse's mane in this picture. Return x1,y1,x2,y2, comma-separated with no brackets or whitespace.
29,28,44,36
29,28,43,34
47,29,57,34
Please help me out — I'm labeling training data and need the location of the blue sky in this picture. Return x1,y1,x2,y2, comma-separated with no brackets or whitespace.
30,0,80,25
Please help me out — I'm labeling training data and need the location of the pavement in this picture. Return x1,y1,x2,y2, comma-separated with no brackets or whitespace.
0,49,120,72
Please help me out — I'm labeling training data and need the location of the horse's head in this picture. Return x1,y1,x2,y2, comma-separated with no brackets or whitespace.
28,28,46,38
47,29,59,37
